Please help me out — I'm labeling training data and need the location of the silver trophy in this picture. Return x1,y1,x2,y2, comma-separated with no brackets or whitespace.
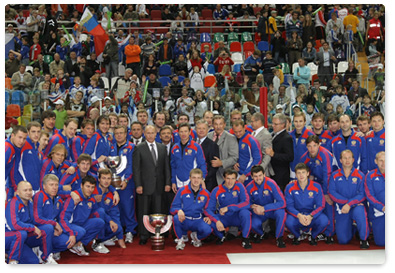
143,214,173,251
105,156,127,190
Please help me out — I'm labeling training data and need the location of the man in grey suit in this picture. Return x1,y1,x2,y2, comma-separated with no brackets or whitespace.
315,42,338,87
251,112,274,176
207,115,239,185
132,125,171,245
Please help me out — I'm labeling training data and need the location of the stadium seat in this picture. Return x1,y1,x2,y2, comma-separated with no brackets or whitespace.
118,63,126,76
292,62,299,73
241,32,253,43
102,76,109,90
258,41,270,52
282,74,294,87
212,26,225,34
159,76,171,87
214,42,220,51
230,42,242,52
20,104,33,126
231,52,243,64
200,43,212,53
311,74,319,85
233,63,242,73
69,77,74,86
200,32,211,43
253,7,262,15
26,65,33,74
151,10,162,20
44,55,53,64
140,19,152,33
6,104,21,118
227,32,239,43
315,39,322,52
244,51,253,59
204,75,216,87
11,90,25,108
111,77,119,90
337,61,349,74
159,64,172,77
5,90,10,108
199,26,211,33
201,8,213,19
243,41,255,53
280,62,290,74
307,62,318,74
254,32,261,44
5,77,12,89
214,33,225,43
178,76,185,84
207,64,216,75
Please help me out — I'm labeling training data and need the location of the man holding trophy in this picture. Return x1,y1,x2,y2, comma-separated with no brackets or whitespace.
108,125,138,244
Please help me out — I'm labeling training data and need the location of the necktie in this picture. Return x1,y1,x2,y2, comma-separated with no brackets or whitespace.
271,132,276,139
214,134,219,144
252,131,256,137
135,139,139,145
150,143,157,163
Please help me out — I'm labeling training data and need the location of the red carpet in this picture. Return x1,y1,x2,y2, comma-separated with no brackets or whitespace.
58,236,384,264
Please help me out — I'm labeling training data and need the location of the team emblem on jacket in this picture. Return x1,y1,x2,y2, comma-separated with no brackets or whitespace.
380,140,384,145
352,178,358,184
123,149,128,154
241,144,246,149
199,196,205,202
315,160,321,165
301,139,305,144
322,139,327,143
57,203,60,209
263,190,269,196
232,191,238,197
188,150,192,154
88,202,92,208
105,198,111,205
351,140,357,146
308,192,314,198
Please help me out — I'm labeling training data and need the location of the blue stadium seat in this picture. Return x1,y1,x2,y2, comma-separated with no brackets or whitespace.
233,63,242,73
69,77,74,86
158,64,172,77
207,64,216,74
258,41,270,52
11,90,25,108
178,76,185,84
5,90,10,108
200,32,211,43
159,77,171,87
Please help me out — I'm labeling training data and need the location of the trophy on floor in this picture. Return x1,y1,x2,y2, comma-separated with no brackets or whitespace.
143,214,173,251
105,156,127,190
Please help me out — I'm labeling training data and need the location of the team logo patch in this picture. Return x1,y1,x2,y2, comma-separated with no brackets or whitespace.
199,196,205,202
123,149,128,154
105,198,111,205
322,139,327,143
301,139,305,144
351,140,357,146
188,150,192,155
316,160,321,165
241,144,246,149
308,192,314,198
380,140,384,146
263,190,269,196
87,202,92,208
232,191,238,197
57,203,60,209
352,178,358,184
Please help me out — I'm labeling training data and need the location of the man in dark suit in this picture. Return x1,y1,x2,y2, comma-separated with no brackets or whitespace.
195,119,219,192
132,125,171,245
265,113,294,191
314,41,338,86
160,125,175,215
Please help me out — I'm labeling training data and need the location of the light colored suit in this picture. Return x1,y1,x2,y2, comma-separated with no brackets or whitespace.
253,127,274,176
208,130,239,185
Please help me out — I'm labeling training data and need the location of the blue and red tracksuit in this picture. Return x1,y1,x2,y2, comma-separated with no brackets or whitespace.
364,168,385,246
246,177,286,238
300,146,335,236
32,190,84,252
171,139,207,189
59,188,105,246
172,128,197,143
59,169,97,198
170,184,212,240
44,131,73,161
205,182,251,239
237,132,262,185
40,158,74,189
5,139,21,201
228,125,254,135
285,180,329,239
70,133,87,162
365,128,385,172
15,137,43,193
5,195,54,262
5,230,40,264
331,130,367,174
83,130,111,173
109,141,138,235
289,127,315,174
92,186,124,241
328,168,369,244
319,129,340,151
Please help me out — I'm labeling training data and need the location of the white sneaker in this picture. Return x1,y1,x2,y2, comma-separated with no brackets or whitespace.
9,260,18,264
175,239,185,250
52,252,61,261
190,232,202,247
70,244,90,256
103,237,116,246
173,234,188,243
32,246,44,263
92,241,110,254
125,232,133,244
43,253,58,264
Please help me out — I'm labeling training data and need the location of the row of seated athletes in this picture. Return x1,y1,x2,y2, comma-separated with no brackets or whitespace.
5,113,385,263
5,154,385,265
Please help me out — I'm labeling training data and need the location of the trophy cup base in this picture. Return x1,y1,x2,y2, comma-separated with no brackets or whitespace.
111,178,122,191
151,236,165,251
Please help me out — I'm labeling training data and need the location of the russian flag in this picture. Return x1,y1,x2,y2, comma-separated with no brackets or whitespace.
5,33,15,59
79,9,109,61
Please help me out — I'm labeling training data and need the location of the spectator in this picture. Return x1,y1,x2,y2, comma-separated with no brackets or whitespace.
49,53,65,77
142,54,159,77
125,36,142,77
302,13,316,47
11,64,33,91
271,30,287,63
302,41,317,63
6,50,22,78
157,38,174,64
213,51,234,73
314,42,338,87
286,31,303,73
103,33,119,82
286,11,303,40
213,4,229,20
213,41,231,60
293,58,310,88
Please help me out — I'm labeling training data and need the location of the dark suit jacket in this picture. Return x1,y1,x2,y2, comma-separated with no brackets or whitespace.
132,141,171,196
32,60,49,75
269,129,294,191
315,49,338,75
200,137,220,192
64,59,79,77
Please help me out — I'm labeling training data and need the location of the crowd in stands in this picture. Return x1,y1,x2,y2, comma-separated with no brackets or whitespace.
4,4,385,264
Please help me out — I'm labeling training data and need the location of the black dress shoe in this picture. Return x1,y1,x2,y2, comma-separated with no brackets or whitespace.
276,237,286,248
292,237,300,245
139,238,148,245
310,237,317,246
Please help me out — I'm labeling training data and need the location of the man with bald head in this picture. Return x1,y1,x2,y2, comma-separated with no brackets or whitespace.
133,125,171,245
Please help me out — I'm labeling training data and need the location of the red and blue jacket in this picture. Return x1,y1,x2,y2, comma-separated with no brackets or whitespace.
364,168,385,218
70,133,88,163
237,132,262,177
205,182,250,223
92,185,120,224
40,158,74,189
44,130,73,161
32,190,63,227
170,184,211,219
59,188,100,236
228,125,254,135
319,129,340,151
300,146,334,194
330,130,367,173
246,177,286,213
328,168,366,212
5,195,37,232
59,169,98,199
172,128,197,144
170,139,207,188
5,139,22,197
109,141,135,182
83,130,111,173
289,127,315,171
365,128,385,172
285,179,325,218
15,137,43,192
